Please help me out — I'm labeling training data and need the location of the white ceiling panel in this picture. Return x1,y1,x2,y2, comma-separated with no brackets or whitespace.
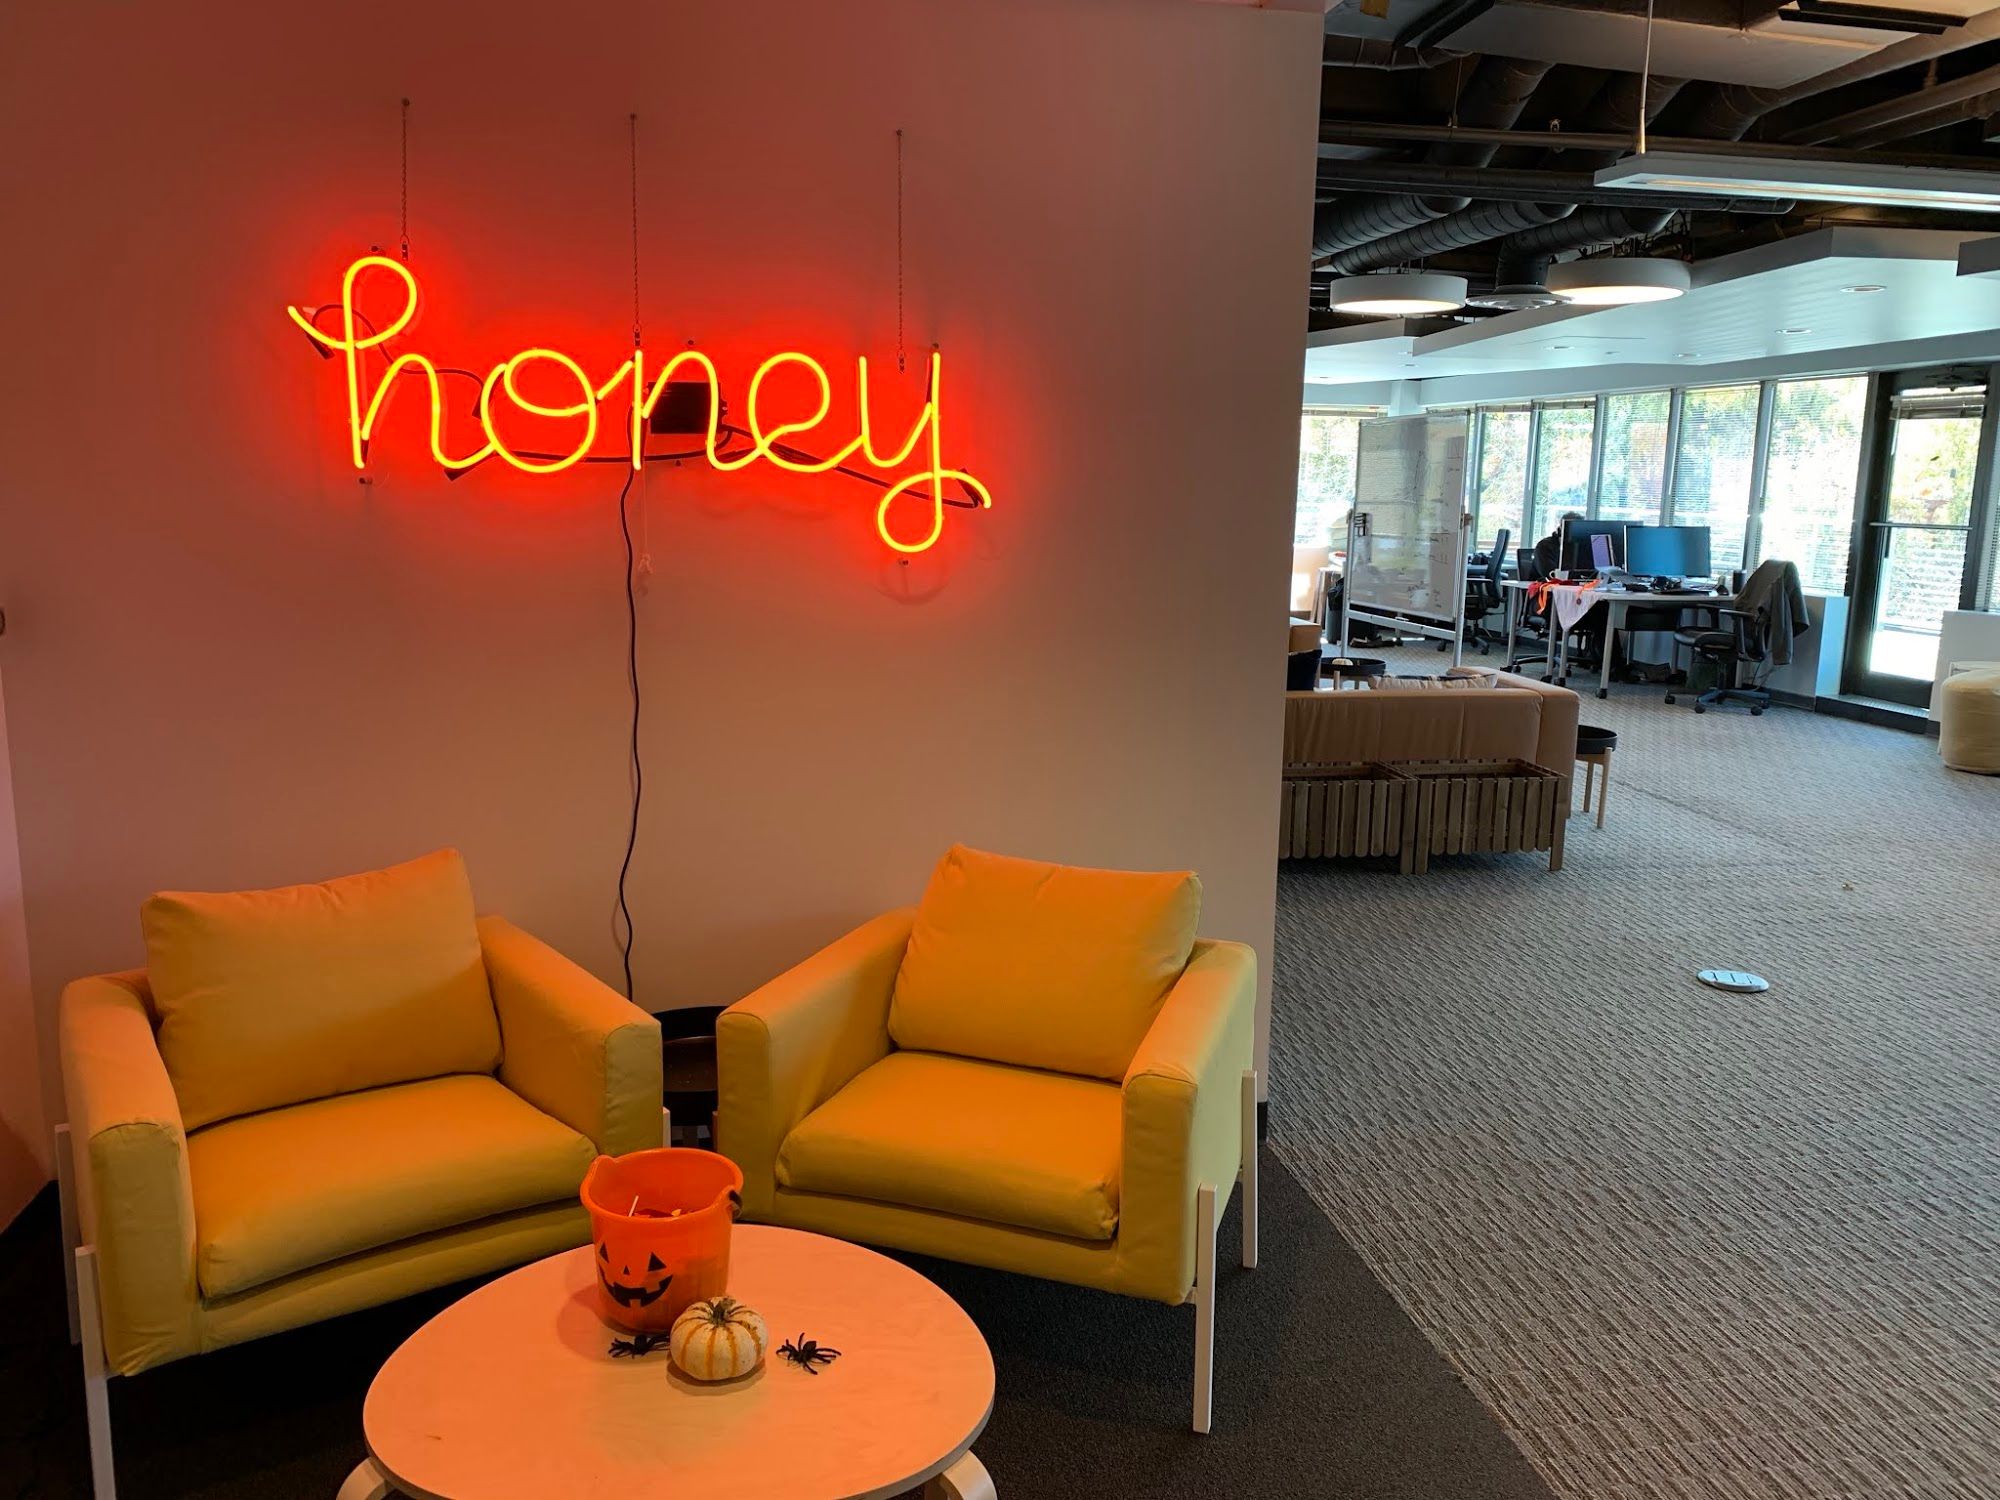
1304,228,2000,390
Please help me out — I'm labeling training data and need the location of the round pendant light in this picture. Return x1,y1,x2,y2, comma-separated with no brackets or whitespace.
1326,271,1469,317
1546,257,1691,306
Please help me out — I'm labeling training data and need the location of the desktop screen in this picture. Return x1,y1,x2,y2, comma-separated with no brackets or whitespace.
1561,519,1625,572
1624,524,1712,580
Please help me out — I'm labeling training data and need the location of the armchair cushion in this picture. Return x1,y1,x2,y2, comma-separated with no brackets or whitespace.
187,1073,594,1298
888,844,1200,1080
776,1051,1122,1241
142,849,501,1129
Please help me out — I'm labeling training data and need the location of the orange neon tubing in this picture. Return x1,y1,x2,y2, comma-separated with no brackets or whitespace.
289,255,990,551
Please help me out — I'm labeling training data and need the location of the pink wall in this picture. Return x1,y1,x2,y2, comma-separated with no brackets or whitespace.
0,673,46,1225
0,0,1316,1174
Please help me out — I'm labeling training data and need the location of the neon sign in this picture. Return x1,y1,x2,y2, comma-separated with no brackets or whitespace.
288,255,992,553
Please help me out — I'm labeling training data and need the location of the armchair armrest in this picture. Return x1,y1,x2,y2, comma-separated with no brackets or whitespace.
59,972,201,1374
716,908,909,1219
482,916,662,1157
1118,940,1257,1304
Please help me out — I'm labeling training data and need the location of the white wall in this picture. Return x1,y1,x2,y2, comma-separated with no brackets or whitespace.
0,0,1318,1168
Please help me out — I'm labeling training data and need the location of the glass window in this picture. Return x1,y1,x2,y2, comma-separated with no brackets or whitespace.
1472,407,1530,557
1294,409,1370,547
1596,391,1670,524
1529,401,1595,544
1759,376,1867,593
1669,384,1760,572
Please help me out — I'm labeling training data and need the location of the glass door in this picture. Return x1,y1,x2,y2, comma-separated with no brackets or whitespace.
1847,377,1990,706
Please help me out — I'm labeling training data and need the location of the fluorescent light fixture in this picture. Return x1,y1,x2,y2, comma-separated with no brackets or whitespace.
1327,271,1468,316
1546,257,1690,306
1595,151,2000,213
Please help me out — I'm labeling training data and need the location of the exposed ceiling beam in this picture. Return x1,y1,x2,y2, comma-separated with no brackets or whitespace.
1785,61,2000,145
1394,0,1493,50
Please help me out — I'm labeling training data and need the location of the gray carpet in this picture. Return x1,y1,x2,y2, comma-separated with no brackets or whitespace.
1271,649,2000,1500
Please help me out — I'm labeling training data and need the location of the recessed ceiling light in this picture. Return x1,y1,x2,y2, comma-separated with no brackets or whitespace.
1843,283,1886,294
1676,352,1697,359
1327,270,1469,317
1547,257,1691,306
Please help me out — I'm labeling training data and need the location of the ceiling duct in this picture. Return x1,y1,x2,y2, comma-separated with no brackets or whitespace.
1328,72,1697,278
1494,205,1680,285
1329,198,1581,274
1312,54,1553,259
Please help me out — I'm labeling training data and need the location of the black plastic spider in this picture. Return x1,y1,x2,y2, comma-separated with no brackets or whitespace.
777,1332,842,1374
608,1331,670,1358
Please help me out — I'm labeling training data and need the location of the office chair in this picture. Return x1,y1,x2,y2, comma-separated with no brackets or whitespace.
1324,570,1389,648
1453,528,1510,655
1506,544,1555,676
1665,604,1771,715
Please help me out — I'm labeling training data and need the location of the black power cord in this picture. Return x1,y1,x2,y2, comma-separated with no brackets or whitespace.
613,467,641,1001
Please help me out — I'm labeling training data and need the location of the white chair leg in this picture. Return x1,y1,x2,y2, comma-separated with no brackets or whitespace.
661,1105,672,1147
337,1457,395,1500
1192,1181,1217,1434
55,1124,80,1345
1240,1070,1259,1272
76,1245,116,1499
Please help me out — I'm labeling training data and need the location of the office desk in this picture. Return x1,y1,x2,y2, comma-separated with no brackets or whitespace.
1502,581,1733,699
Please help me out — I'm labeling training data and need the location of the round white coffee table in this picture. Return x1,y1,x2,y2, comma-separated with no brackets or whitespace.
338,1226,996,1499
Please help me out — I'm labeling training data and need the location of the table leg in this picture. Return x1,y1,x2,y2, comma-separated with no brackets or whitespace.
1598,603,1615,699
337,1458,394,1500
1596,755,1610,829
926,1450,997,1500
1505,589,1519,667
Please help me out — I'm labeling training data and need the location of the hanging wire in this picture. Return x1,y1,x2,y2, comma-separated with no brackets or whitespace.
1638,0,1655,157
629,113,643,349
895,127,907,374
399,98,411,261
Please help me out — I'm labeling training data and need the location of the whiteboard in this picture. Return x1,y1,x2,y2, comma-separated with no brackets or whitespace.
1343,413,1470,630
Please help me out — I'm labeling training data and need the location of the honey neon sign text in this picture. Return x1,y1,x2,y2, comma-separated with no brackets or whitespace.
287,255,992,553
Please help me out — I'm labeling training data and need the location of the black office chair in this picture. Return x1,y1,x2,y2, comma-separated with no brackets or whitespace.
1324,570,1389,648
1506,544,1555,676
1665,605,1771,715
1454,528,1510,655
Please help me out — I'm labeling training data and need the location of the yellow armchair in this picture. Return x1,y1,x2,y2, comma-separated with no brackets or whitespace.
718,892,1258,1433
56,857,661,1499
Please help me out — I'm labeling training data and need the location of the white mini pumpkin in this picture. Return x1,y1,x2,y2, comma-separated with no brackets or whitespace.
669,1295,769,1381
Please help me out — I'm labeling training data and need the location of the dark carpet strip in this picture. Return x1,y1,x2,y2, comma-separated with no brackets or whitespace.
2,1156,1552,1498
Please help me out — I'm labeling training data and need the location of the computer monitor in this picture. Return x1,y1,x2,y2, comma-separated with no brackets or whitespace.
1561,519,1624,572
1624,524,1712,581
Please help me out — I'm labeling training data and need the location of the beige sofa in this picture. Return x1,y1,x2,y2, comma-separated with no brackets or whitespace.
1284,672,1580,774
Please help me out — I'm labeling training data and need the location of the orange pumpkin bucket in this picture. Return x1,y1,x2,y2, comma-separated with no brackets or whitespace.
580,1148,744,1334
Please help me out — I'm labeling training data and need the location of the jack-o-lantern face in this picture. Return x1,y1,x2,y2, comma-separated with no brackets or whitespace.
598,1241,673,1309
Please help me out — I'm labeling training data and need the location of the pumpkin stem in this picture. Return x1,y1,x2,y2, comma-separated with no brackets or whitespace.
704,1295,741,1325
